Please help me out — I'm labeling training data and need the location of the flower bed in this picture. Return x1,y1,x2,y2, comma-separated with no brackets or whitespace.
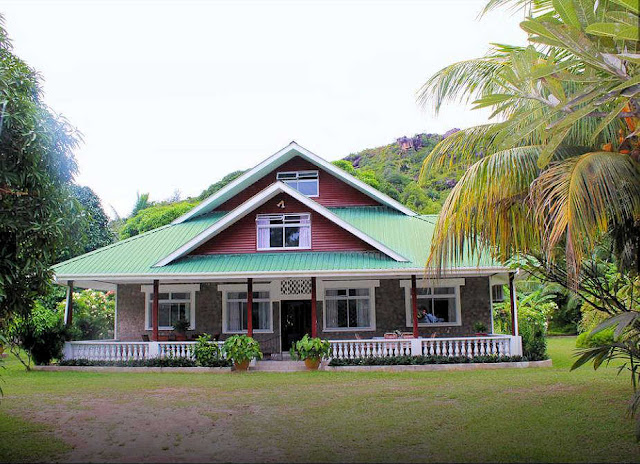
328,354,532,367
59,357,231,368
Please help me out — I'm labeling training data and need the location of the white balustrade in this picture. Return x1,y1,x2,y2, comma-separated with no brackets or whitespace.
329,335,518,360
63,340,225,362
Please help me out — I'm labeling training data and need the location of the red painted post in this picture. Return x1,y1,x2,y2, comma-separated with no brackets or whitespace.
64,280,74,328
311,277,317,338
509,273,518,336
411,274,419,338
152,279,159,341
247,278,253,337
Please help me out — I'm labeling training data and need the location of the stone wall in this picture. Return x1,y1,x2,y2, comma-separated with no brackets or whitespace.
116,276,492,345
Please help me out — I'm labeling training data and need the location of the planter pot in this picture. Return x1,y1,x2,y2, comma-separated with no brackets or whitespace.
384,333,398,339
175,333,187,341
304,358,321,370
233,360,250,371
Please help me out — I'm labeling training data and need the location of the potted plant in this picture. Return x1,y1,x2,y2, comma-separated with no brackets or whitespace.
173,319,190,341
223,334,263,371
290,335,331,370
473,321,489,336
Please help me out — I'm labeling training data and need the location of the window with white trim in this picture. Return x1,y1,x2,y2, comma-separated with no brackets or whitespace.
145,291,195,330
276,170,319,196
401,279,464,327
256,213,311,250
221,287,272,333
324,287,374,330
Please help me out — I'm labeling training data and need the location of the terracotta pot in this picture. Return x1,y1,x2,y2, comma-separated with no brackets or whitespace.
233,360,250,371
304,358,321,370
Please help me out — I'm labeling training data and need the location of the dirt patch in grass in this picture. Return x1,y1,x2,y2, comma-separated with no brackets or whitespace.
7,393,285,463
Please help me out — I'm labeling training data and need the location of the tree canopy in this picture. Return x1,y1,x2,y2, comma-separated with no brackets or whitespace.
0,18,79,320
419,0,640,279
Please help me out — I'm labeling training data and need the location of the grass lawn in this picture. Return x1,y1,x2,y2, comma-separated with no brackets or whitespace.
0,336,638,463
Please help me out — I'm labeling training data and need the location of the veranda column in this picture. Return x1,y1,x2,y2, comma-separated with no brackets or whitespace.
247,278,253,337
311,277,317,338
509,272,519,336
411,274,419,338
152,279,159,341
64,280,74,328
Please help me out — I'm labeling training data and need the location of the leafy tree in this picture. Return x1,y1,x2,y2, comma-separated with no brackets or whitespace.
67,185,115,256
56,289,114,340
0,18,79,322
419,0,640,279
119,200,198,239
131,191,150,217
331,159,357,175
198,170,245,200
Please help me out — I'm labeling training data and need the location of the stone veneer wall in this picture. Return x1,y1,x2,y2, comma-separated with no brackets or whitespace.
116,277,492,345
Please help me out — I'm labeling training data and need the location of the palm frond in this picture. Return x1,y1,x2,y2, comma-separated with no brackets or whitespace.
530,151,640,277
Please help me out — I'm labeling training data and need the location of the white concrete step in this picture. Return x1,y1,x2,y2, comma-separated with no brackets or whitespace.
253,360,307,372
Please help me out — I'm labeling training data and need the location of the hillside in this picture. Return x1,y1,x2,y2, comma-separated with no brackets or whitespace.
117,131,465,238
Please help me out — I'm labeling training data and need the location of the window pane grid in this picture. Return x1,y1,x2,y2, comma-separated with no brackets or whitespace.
325,288,372,329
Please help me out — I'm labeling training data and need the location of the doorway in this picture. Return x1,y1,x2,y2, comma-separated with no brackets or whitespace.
281,300,312,351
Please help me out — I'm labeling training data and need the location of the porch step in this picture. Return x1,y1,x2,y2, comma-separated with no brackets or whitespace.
253,360,307,372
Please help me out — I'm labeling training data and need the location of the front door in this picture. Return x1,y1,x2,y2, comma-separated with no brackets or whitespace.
281,300,312,351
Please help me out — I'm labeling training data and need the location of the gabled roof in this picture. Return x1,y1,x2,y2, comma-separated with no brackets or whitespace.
52,205,507,282
172,141,416,224
154,182,409,266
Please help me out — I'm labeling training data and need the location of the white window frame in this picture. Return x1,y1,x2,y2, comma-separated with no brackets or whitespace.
256,213,312,251
219,283,273,334
321,280,378,332
276,170,319,197
400,278,465,327
142,284,199,331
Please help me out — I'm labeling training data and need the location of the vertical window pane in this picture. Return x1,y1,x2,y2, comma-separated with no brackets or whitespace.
355,298,370,327
337,300,348,327
158,303,170,327
297,180,318,196
284,227,300,247
433,298,456,322
269,228,283,248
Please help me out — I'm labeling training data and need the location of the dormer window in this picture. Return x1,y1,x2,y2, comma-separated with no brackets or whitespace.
276,170,319,196
256,213,311,250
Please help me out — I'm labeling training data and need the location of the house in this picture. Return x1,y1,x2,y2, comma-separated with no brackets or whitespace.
53,142,522,361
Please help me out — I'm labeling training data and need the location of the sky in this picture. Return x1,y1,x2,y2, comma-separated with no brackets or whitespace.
2,0,527,218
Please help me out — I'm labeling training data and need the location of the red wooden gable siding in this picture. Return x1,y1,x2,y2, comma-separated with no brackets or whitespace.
191,193,375,255
213,156,380,211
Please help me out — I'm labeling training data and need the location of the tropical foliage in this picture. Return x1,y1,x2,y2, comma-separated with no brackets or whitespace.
192,334,227,367
419,0,640,279
0,18,80,322
5,302,67,368
222,334,263,365
290,335,331,361
55,289,115,340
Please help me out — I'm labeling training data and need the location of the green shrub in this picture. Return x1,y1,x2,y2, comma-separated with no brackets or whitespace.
575,327,616,348
56,289,115,340
192,334,223,367
7,304,68,366
58,357,205,367
328,354,527,367
290,335,331,361
519,305,548,361
222,335,263,364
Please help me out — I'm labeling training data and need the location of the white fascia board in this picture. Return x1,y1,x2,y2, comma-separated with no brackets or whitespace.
155,182,408,267
172,142,416,224
53,266,512,284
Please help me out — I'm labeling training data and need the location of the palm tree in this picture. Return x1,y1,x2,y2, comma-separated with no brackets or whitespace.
418,0,640,281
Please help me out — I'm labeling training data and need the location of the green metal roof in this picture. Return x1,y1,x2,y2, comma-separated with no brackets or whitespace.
52,207,499,278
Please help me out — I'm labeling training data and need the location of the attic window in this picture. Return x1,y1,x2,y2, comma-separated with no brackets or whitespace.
256,213,311,250
276,170,319,196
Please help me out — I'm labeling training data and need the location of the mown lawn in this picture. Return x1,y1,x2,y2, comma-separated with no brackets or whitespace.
0,337,638,463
